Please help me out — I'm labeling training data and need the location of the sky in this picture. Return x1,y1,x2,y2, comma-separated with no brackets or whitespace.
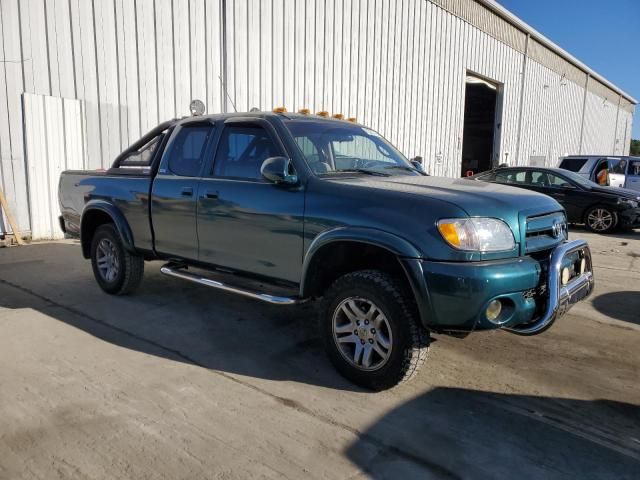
497,0,640,139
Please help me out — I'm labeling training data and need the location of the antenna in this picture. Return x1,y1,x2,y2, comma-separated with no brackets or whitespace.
218,75,237,112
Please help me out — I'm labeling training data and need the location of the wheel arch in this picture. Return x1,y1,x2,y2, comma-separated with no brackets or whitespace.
80,201,135,259
300,227,433,327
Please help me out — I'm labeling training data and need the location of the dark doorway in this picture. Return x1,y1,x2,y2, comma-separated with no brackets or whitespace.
461,75,499,177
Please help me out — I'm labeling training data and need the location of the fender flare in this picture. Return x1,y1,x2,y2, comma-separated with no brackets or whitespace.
300,227,434,328
80,200,136,258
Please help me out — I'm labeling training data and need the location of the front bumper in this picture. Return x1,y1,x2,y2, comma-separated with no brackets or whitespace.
405,239,594,335
619,207,640,228
503,239,593,335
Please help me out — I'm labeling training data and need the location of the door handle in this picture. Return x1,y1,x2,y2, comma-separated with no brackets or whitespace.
181,187,193,197
203,190,219,199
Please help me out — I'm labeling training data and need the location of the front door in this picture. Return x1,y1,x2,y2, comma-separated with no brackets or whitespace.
151,122,216,259
525,170,584,222
626,159,640,192
608,158,627,188
196,120,305,283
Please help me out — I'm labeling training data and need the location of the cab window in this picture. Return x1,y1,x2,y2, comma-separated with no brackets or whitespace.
212,125,281,180
609,159,625,174
546,173,574,188
166,125,214,177
495,170,526,184
530,171,550,187
559,157,588,172
629,160,640,177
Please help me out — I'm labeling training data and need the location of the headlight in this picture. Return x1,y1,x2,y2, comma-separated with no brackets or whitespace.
437,218,515,252
617,198,639,209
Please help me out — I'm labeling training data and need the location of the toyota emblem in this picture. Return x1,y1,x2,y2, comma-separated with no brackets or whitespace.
552,220,566,239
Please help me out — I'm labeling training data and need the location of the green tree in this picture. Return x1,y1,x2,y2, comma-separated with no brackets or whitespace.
631,139,640,156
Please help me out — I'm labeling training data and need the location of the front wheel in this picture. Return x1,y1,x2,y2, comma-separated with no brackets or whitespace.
321,270,429,390
585,206,617,233
90,224,144,295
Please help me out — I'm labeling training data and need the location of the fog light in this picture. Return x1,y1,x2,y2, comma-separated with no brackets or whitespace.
486,299,502,322
579,258,586,274
561,267,570,285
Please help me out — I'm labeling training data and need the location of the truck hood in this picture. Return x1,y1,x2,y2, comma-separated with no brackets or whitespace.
327,174,562,217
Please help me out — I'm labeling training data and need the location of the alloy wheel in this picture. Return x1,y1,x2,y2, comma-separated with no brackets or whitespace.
587,208,614,232
96,238,120,282
332,297,393,371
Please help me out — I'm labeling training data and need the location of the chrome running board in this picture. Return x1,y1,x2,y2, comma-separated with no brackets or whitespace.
160,264,300,305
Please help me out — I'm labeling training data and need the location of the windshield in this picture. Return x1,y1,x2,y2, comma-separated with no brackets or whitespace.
558,169,599,189
283,120,416,175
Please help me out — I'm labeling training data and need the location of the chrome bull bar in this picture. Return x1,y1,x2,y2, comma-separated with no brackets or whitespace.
504,239,594,336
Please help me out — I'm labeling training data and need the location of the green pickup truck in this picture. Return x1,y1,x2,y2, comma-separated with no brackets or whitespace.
58,111,594,390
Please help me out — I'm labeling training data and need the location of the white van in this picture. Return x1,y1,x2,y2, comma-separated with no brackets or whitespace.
558,156,640,192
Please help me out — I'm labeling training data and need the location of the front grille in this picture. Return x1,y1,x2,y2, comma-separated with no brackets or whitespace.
525,211,567,254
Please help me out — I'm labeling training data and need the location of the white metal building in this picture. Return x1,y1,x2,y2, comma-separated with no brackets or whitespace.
0,0,636,239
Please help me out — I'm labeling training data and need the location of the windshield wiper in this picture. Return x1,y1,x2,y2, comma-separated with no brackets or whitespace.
384,165,427,175
331,168,390,177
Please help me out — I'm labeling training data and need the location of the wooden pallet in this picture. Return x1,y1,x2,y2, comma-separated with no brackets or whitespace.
0,188,25,246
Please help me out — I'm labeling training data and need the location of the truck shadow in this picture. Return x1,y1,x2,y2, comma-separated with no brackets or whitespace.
0,248,365,391
592,291,640,325
345,387,640,479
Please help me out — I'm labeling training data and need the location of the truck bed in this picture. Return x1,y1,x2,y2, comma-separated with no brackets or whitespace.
58,170,154,252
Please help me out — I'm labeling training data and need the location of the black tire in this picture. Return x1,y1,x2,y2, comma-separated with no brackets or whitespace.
584,206,618,233
90,224,144,295
321,270,429,391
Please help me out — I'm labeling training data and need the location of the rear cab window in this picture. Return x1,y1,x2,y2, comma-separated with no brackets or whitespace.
119,135,163,168
165,124,215,177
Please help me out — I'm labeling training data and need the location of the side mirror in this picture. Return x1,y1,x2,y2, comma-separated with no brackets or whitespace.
410,156,426,174
260,156,298,185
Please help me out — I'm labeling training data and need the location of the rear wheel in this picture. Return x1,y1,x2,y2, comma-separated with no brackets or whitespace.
321,270,429,390
90,224,144,295
585,206,617,233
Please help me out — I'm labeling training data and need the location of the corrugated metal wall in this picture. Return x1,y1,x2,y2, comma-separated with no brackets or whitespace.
0,0,636,238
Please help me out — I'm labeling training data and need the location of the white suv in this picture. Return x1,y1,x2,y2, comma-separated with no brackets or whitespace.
558,155,640,192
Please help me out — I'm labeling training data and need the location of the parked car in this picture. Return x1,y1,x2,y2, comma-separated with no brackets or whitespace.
470,166,640,233
59,110,594,390
558,155,640,191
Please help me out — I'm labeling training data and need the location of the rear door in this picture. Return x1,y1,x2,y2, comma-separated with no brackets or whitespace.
151,122,216,259
627,159,640,192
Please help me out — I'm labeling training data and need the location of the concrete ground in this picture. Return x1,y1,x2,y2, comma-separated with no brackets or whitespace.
0,228,639,479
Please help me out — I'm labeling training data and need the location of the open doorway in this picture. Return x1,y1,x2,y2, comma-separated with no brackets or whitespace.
461,74,502,177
